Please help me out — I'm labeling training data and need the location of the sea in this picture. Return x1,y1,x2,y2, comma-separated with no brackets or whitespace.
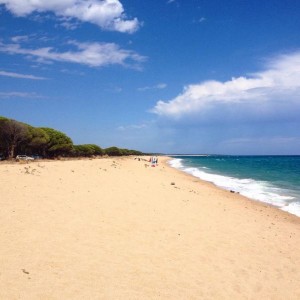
168,155,300,217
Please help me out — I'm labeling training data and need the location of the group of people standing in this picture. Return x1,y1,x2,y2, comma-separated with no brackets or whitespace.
149,156,158,167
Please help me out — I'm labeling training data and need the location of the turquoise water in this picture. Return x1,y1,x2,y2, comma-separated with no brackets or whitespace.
169,155,300,217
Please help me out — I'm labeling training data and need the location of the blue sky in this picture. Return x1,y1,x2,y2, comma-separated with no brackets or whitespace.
1,0,300,154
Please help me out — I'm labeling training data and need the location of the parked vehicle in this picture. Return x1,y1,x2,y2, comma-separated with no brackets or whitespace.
16,155,34,161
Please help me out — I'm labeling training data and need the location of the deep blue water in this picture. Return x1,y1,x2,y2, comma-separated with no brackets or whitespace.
169,155,300,217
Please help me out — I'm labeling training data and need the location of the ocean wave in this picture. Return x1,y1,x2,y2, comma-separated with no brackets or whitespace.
168,159,300,217
281,202,300,217
169,158,184,169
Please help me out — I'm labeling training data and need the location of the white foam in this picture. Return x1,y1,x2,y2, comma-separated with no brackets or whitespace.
168,158,184,169
169,161,300,217
281,202,300,217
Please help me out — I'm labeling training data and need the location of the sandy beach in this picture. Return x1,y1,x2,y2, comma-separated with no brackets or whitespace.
0,156,299,299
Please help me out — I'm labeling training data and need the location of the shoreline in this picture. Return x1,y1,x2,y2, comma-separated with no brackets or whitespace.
0,156,299,299
162,156,299,223
165,155,300,218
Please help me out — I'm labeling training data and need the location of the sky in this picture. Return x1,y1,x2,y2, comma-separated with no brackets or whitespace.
0,0,300,154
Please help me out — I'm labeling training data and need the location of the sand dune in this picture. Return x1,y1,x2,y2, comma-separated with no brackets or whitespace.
0,157,299,299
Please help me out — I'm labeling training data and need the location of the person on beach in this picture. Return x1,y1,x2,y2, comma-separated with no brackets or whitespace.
151,156,155,167
148,156,158,167
150,156,155,167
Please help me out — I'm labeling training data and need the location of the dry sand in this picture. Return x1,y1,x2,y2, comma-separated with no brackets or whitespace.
0,156,299,299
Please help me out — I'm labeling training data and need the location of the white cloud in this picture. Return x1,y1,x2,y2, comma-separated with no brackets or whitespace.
0,91,40,98
11,35,29,43
138,83,167,92
117,123,147,131
0,40,146,68
193,17,206,24
0,70,46,80
0,0,139,33
152,51,300,119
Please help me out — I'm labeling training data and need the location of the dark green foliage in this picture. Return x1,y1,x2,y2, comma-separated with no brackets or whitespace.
128,149,144,155
26,127,50,155
104,147,143,156
104,146,123,156
88,144,104,156
72,144,103,157
40,127,73,157
0,117,8,156
0,117,31,158
0,115,144,159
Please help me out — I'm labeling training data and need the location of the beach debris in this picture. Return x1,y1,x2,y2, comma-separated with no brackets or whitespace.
24,167,30,174
171,182,175,185
21,269,29,274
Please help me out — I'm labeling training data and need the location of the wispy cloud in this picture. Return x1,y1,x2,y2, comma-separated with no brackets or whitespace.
192,17,207,24
117,123,147,131
138,83,167,92
0,0,140,33
0,70,46,80
0,40,146,68
0,91,41,98
11,35,29,43
60,68,85,76
152,51,300,121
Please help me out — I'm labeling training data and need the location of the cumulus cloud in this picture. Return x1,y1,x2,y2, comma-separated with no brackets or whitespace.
152,51,300,121
0,40,146,68
0,70,46,80
0,0,139,33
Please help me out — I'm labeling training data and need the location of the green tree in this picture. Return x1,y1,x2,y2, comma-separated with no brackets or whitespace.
104,146,123,156
72,144,103,157
0,115,143,159
73,145,94,157
87,144,103,156
0,118,30,159
0,116,8,156
41,127,73,157
24,127,50,155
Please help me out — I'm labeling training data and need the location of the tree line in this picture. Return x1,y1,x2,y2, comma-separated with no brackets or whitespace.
0,116,144,159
